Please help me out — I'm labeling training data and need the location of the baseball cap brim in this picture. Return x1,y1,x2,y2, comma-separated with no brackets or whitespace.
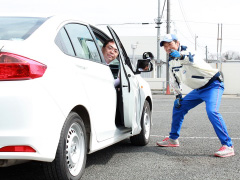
160,34,178,47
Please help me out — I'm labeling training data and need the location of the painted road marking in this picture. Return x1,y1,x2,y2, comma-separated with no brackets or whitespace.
151,135,240,140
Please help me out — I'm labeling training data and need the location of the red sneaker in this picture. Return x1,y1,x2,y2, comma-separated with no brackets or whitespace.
156,137,179,147
214,145,235,158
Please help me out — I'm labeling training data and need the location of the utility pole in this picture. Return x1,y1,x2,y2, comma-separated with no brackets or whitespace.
205,46,208,62
217,23,219,69
155,0,162,78
166,0,171,95
131,43,138,66
195,34,198,51
217,23,223,71
220,23,223,71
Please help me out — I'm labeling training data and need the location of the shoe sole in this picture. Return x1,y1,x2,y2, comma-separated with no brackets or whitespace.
214,152,235,158
156,142,179,147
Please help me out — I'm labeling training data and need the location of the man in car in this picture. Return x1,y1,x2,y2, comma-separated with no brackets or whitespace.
137,60,150,71
102,39,119,65
156,34,234,158
102,39,120,87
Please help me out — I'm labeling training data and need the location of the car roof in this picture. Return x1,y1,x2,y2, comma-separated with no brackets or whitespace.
0,13,95,26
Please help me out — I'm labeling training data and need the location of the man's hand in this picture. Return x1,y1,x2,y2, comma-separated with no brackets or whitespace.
170,50,181,60
174,94,183,109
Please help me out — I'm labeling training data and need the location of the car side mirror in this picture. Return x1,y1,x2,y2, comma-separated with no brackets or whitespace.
143,52,154,60
136,59,153,73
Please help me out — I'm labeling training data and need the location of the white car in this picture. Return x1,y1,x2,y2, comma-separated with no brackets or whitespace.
0,15,153,180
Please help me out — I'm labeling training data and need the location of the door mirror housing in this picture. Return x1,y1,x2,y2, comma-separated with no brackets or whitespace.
135,51,154,74
142,52,154,60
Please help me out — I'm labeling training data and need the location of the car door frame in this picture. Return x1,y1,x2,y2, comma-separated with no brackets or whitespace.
59,22,118,142
106,26,142,135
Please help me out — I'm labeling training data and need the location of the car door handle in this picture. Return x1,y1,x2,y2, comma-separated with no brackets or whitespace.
75,64,87,70
123,85,128,87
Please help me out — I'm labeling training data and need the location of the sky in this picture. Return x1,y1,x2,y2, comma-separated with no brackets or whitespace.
1,0,240,56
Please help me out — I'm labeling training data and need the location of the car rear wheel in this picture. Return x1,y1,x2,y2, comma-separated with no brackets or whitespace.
43,112,87,180
130,101,151,146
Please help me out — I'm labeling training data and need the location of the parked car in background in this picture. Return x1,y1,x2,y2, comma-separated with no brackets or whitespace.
0,15,153,180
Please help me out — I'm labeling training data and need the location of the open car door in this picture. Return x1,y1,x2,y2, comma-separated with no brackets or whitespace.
107,26,142,135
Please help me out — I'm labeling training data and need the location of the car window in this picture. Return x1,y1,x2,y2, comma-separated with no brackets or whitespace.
106,26,134,72
91,27,121,79
96,38,103,49
65,24,101,63
0,16,47,41
55,28,75,56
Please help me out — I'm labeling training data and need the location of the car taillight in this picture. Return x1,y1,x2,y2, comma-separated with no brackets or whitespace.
0,146,36,152
0,52,47,80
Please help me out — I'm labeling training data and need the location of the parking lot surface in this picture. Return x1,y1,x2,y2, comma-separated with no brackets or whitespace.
1,95,240,180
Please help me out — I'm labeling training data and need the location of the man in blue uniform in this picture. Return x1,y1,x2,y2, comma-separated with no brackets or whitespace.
156,34,234,158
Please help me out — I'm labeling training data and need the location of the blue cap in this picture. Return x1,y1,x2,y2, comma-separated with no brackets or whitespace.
160,34,178,47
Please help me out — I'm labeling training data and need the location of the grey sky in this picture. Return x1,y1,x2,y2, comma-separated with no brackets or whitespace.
1,0,239,55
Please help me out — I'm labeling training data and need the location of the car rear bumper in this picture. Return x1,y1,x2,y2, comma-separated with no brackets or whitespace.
0,80,65,162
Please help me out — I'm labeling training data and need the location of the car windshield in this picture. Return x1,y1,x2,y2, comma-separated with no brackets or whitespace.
0,17,48,41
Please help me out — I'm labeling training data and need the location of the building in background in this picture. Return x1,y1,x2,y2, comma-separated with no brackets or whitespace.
120,36,166,78
120,35,240,95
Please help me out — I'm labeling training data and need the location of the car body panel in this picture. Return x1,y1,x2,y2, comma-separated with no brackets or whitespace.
0,15,153,165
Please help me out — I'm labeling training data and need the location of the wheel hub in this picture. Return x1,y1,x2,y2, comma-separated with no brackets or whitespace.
65,123,85,176
144,109,151,139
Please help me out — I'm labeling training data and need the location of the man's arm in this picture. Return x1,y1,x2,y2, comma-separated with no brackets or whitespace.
169,47,196,64
169,67,182,95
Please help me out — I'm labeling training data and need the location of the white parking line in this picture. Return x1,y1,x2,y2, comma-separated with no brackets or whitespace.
153,111,240,114
151,135,240,140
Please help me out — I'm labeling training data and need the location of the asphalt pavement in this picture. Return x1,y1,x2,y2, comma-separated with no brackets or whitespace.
1,94,240,180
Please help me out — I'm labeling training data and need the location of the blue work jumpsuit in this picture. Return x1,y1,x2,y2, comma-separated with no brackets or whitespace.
169,46,233,147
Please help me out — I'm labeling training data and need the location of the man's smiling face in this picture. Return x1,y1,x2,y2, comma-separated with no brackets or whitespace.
102,41,119,64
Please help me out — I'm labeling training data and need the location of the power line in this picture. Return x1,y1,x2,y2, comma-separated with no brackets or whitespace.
172,20,240,26
97,20,240,27
160,0,167,21
177,0,194,39
174,23,194,44
176,0,207,53
174,24,206,53
96,22,155,26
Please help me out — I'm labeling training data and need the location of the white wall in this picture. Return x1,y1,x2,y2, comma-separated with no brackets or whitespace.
219,63,240,94
145,63,240,95
120,36,166,61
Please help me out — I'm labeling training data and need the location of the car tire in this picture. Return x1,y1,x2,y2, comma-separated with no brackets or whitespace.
43,112,87,180
130,101,151,146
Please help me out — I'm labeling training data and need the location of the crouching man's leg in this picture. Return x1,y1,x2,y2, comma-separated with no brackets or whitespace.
203,80,234,157
157,90,202,147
